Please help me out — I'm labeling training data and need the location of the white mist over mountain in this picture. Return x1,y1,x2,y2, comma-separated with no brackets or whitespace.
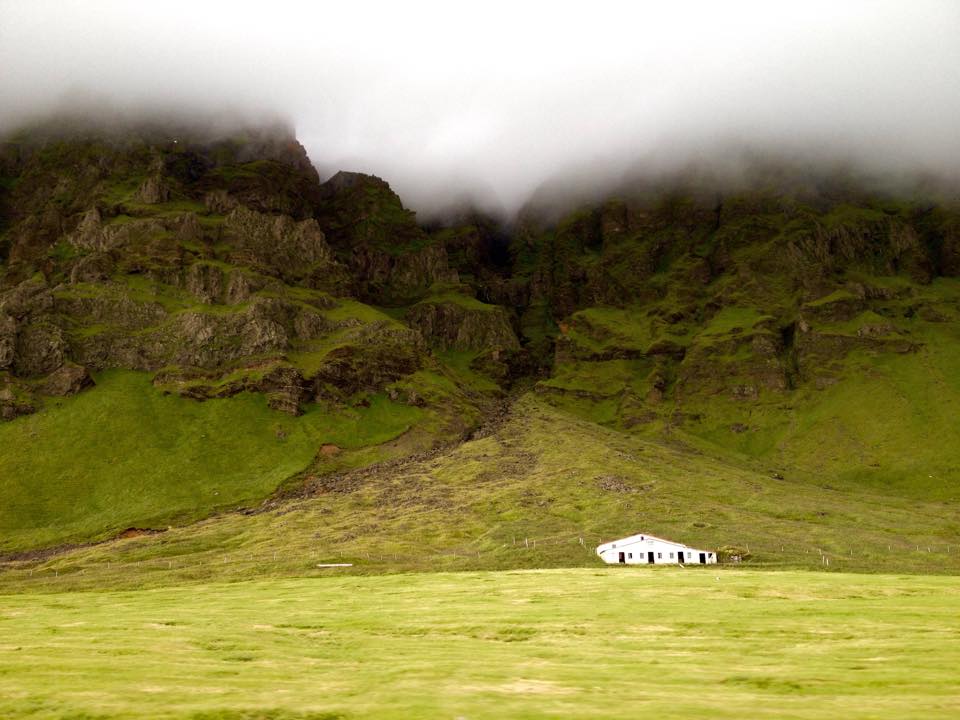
1,1,958,216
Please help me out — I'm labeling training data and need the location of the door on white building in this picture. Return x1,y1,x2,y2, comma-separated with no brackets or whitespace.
618,552,625,564
699,552,706,564
647,551,655,564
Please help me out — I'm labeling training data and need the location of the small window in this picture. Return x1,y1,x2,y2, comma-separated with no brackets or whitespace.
628,552,633,559
657,552,662,559
612,544,616,548
669,552,674,559
709,553,714,558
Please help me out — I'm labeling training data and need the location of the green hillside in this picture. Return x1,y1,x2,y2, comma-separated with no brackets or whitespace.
0,370,424,552
547,281,960,502
683,314,960,501
3,392,958,594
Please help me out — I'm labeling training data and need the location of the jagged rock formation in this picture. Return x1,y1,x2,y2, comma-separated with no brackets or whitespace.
503,186,960,435
0,123,515,419
315,171,459,303
2,118,960,478
405,297,519,352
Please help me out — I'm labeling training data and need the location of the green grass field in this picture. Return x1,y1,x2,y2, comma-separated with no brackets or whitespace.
1,569,958,719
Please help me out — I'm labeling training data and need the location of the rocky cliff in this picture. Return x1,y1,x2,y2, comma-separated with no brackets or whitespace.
0,122,520,424
3,117,960,521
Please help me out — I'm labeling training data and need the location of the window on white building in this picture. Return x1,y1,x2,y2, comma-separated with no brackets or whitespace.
657,552,662,558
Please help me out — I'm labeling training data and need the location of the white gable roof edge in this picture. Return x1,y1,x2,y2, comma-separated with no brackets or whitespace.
598,533,700,550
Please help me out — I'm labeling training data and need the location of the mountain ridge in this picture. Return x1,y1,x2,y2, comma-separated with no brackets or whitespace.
1,119,960,567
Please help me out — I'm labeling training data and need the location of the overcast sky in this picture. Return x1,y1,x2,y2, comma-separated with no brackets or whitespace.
1,1,958,215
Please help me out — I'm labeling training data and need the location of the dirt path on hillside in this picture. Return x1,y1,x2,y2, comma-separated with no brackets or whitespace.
265,397,515,502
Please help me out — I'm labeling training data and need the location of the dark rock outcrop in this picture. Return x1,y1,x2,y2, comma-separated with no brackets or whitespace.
405,299,519,352
0,377,35,420
0,314,15,369
14,321,65,376
42,362,94,396
223,205,338,280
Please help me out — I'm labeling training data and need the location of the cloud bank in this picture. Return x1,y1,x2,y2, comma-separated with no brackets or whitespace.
1,0,958,216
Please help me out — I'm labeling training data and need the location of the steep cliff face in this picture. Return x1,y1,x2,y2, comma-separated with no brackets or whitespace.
314,171,459,304
405,295,520,352
4,122,959,436
505,183,960,499
0,123,507,424
521,192,960,411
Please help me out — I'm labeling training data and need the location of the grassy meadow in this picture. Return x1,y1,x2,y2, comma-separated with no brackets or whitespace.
1,569,959,719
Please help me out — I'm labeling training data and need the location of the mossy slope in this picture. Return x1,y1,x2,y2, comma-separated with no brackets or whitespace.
0,370,423,552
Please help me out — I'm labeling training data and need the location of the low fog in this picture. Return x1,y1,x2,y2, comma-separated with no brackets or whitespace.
1,1,958,218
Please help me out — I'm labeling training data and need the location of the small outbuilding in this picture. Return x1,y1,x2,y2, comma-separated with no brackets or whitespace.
597,532,716,565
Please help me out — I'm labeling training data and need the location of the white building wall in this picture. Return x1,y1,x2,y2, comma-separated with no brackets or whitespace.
596,534,716,565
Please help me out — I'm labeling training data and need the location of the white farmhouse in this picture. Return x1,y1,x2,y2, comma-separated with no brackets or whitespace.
596,533,716,565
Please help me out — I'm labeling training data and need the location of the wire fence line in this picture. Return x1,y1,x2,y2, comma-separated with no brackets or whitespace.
4,530,956,582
